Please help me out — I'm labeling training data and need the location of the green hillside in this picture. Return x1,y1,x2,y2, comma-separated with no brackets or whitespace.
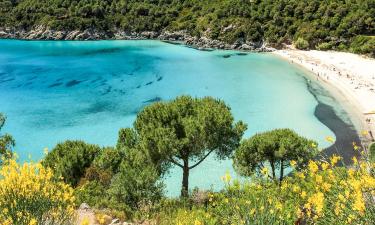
0,0,374,53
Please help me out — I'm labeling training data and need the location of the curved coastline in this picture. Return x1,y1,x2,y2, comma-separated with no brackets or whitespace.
274,50,374,165
273,49,375,144
305,79,361,165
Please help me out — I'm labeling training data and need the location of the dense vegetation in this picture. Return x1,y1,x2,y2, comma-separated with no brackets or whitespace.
0,113,14,164
0,96,375,224
0,0,374,54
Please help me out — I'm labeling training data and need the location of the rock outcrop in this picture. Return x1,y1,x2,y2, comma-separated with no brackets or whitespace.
0,26,276,52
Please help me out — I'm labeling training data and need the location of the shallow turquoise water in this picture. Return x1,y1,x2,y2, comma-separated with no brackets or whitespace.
0,40,336,195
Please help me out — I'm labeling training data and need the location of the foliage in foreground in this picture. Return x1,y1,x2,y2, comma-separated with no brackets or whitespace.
370,142,375,163
234,128,318,182
0,158,76,225
0,113,15,164
42,140,101,187
132,95,246,197
159,156,375,225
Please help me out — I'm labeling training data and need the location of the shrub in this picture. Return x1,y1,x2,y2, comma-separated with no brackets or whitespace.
163,156,375,224
42,140,101,187
91,147,125,174
234,128,318,182
350,35,375,57
0,113,15,164
0,158,75,225
294,37,309,50
107,148,164,211
316,42,333,51
370,142,375,163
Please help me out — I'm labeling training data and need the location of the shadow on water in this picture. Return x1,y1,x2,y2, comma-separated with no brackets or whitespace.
143,97,162,103
66,80,84,87
305,78,361,165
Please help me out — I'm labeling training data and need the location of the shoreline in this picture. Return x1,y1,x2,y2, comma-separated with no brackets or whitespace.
273,49,375,150
0,27,274,52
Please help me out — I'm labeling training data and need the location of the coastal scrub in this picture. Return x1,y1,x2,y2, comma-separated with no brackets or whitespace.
0,158,76,225
166,156,375,224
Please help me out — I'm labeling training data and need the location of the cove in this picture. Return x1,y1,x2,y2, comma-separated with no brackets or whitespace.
0,40,352,196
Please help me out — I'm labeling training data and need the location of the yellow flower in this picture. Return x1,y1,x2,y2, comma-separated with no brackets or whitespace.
290,160,297,168
321,162,329,170
0,158,75,224
194,220,202,225
80,217,90,225
221,171,231,183
275,202,283,211
330,155,341,166
260,167,269,176
322,182,331,192
308,192,324,216
308,161,319,173
315,175,323,184
361,130,368,136
296,172,305,179
300,191,307,199
352,157,358,165
325,136,334,143
29,219,37,225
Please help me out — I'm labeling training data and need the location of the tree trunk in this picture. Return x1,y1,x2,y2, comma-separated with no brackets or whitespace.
181,159,189,198
279,160,284,184
270,161,276,180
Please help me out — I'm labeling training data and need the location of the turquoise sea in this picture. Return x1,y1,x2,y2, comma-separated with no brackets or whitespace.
0,40,343,195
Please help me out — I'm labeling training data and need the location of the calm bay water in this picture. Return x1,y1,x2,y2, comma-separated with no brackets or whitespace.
0,40,339,195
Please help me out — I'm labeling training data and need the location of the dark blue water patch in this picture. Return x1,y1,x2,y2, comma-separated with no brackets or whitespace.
114,89,126,95
81,47,123,56
0,78,15,84
222,54,231,58
143,97,162,103
91,77,102,83
130,66,142,75
83,100,116,114
42,47,124,57
30,67,51,74
48,82,63,88
26,109,76,128
136,85,141,89
66,80,84,87
101,86,112,96
28,76,38,81
23,81,33,86
156,76,163,82
237,53,247,56
145,81,153,86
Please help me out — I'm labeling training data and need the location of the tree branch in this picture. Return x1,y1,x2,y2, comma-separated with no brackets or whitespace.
168,156,183,168
189,148,215,170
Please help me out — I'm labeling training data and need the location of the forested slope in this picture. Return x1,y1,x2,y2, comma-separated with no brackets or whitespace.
0,0,374,53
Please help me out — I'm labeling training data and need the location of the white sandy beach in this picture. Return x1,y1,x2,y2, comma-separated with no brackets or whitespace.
273,49,375,144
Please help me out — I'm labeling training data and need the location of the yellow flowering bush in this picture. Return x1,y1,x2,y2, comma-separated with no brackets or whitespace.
0,158,76,225
169,155,375,225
